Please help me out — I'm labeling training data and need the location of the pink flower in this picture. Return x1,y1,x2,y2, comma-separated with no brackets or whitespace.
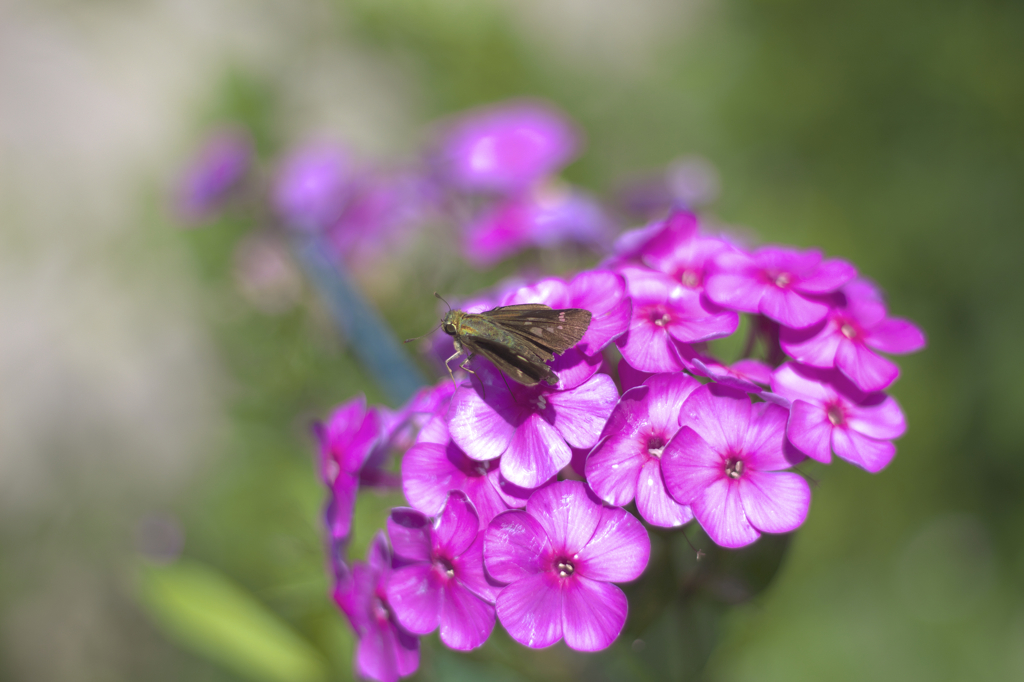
771,363,906,473
174,128,252,223
780,279,926,392
585,374,701,527
334,533,419,682
439,101,578,194
450,363,619,489
401,415,510,530
273,142,351,233
384,492,497,650
661,384,810,548
705,246,856,329
483,480,650,651
615,266,738,373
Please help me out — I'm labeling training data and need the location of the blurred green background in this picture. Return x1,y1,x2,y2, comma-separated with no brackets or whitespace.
1,0,1021,680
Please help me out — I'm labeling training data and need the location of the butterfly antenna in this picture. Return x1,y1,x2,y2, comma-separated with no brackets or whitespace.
403,320,442,344
434,292,452,314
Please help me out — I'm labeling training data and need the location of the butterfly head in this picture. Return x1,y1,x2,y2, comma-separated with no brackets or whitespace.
441,309,463,337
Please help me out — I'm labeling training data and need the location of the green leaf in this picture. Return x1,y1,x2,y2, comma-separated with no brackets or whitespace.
136,559,328,682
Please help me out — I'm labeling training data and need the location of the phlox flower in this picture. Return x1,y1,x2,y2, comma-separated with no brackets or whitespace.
385,492,497,650
334,532,419,682
439,100,578,194
450,363,619,489
483,480,650,651
464,184,611,266
771,363,906,473
273,142,351,233
705,246,856,329
690,357,773,394
632,211,738,298
780,278,926,392
661,384,810,548
401,414,510,530
585,373,701,527
615,266,738,373
175,128,252,223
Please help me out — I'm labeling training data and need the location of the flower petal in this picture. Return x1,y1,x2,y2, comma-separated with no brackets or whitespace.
495,572,564,649
355,619,419,682
771,362,833,404
575,505,650,582
679,384,750,456
549,374,620,448
692,478,760,548
526,480,602,555
661,426,723,505
795,258,857,294
705,266,763,312
865,317,926,354
635,458,694,528
453,532,501,603
739,470,810,534
570,270,632,354
741,402,793,471
787,399,834,464
439,582,495,651
463,473,509,530
561,577,628,652
780,319,842,368
385,563,443,635
401,442,465,517
618,357,653,392
449,374,519,462
387,508,432,563
836,340,900,392
847,395,906,440
484,510,551,583
500,414,571,489
831,428,896,473
759,287,829,329
584,433,646,507
644,373,702,432
616,311,687,372
435,491,479,558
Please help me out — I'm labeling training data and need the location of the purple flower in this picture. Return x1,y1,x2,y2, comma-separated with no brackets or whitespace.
174,128,252,223
585,373,701,527
771,363,906,473
401,414,510,529
273,142,351,233
440,101,578,193
334,533,419,682
661,384,810,548
483,480,650,651
315,396,383,544
705,246,857,329
450,363,619,489
464,185,611,266
690,357,773,394
780,279,927,392
384,492,497,650
615,266,738,373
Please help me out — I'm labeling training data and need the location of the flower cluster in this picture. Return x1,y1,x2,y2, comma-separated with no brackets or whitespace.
318,201,923,680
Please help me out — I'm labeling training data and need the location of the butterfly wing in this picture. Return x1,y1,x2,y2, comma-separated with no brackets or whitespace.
456,313,557,386
483,304,593,355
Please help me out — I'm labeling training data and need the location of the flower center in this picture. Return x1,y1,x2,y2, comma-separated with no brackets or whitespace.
840,322,858,339
650,311,672,327
647,435,666,458
725,458,745,479
435,557,456,578
474,463,489,476
773,272,793,288
371,595,390,623
556,559,575,577
680,269,701,289
827,403,845,426
532,395,548,411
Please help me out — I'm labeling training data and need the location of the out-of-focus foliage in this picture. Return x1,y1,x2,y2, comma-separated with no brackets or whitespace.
1,0,1022,680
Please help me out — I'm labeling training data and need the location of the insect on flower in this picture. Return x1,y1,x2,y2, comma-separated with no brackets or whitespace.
436,296,591,387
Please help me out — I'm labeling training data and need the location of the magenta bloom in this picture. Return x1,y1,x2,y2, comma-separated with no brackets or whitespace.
175,128,252,223
705,247,856,329
690,357,773,394
450,363,619,489
401,415,509,529
615,267,738,373
661,384,810,548
780,279,926,392
771,363,906,473
384,492,497,650
483,480,650,651
631,211,738,297
273,142,351,233
440,101,578,193
585,373,701,527
334,533,419,682
315,396,384,544
464,186,610,266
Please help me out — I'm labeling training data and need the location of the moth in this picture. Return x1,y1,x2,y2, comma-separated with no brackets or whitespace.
440,302,592,387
